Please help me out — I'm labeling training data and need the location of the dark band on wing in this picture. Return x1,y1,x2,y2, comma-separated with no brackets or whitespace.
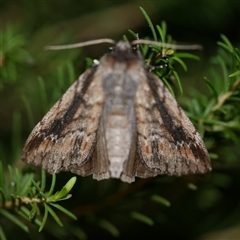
146,72,210,166
47,66,98,136
147,73,190,143
24,66,98,153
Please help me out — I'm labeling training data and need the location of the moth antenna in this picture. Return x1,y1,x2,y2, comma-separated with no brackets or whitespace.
131,39,203,50
45,38,116,50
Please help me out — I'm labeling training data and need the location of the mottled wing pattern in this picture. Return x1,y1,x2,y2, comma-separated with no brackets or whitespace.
22,40,211,183
22,66,105,176
133,69,211,179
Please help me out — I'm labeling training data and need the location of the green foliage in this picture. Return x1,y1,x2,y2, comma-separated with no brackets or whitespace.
0,163,77,237
98,218,120,237
131,7,201,97
0,24,33,90
131,211,154,226
1,4,240,240
185,34,240,158
150,194,171,207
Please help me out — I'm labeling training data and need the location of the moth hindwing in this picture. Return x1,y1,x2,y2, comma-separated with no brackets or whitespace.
22,41,211,183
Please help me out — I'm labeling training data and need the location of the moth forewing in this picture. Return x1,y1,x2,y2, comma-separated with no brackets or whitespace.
134,70,211,177
22,66,105,176
22,40,211,183
91,113,110,181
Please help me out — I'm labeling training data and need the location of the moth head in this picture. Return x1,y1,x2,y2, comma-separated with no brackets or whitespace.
107,41,136,57
115,41,132,51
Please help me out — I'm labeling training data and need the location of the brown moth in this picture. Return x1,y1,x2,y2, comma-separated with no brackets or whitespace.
22,40,211,183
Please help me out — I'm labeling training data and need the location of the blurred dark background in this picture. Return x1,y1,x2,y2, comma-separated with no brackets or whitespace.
1,1,240,240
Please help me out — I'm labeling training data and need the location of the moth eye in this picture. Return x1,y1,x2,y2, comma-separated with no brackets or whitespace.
132,46,139,53
108,47,115,52
92,59,100,66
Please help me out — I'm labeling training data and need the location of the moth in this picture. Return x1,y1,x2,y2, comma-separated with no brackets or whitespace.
22,39,211,183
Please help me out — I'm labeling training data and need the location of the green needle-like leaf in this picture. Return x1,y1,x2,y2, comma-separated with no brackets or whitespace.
140,7,157,41
50,203,77,220
47,174,56,197
0,209,29,232
172,56,188,71
99,219,119,237
150,195,171,207
131,211,154,226
39,203,49,232
172,70,183,95
19,173,34,196
52,177,76,200
31,180,46,198
29,202,38,220
229,70,240,77
45,204,63,227
40,169,46,192
0,226,7,240
38,77,48,113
